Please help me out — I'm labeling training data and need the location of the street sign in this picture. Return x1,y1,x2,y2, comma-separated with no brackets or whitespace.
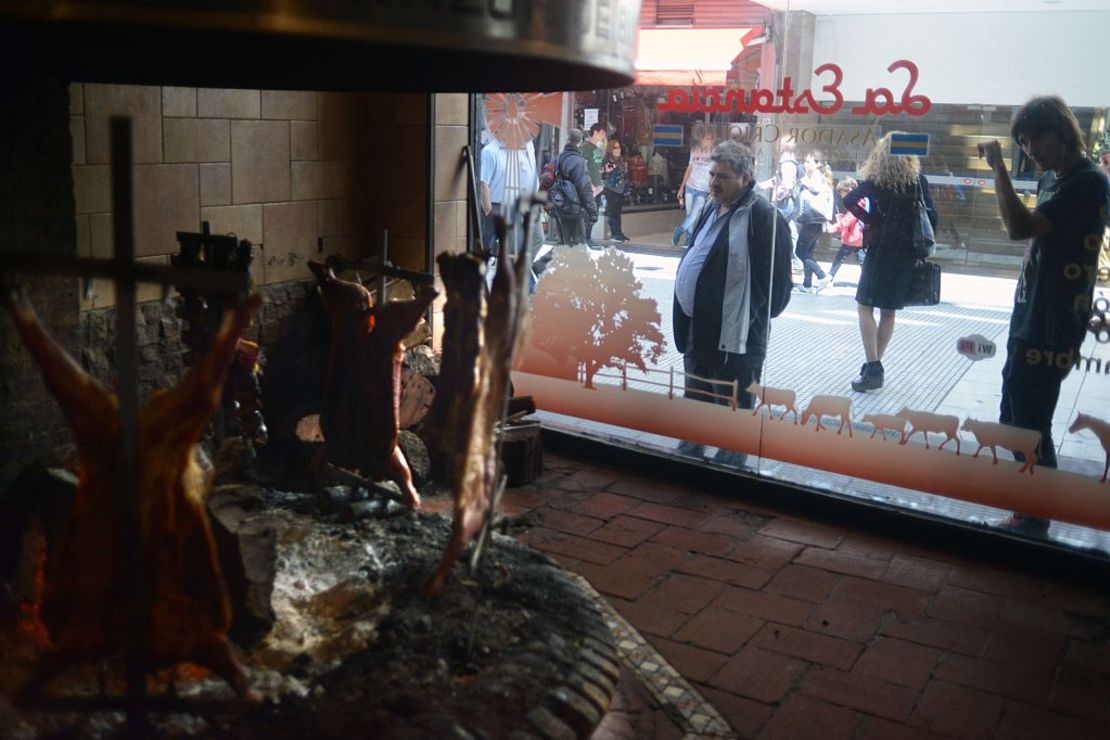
653,124,684,147
889,132,929,156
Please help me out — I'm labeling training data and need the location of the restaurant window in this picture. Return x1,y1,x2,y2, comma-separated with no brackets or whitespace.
478,2,1110,554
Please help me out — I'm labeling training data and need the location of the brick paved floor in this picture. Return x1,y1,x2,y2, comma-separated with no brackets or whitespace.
504,450,1110,739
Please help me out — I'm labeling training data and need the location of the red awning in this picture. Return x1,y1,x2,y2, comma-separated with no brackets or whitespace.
634,27,760,87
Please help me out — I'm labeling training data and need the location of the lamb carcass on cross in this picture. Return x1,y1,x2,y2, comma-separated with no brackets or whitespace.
308,261,437,510
4,287,262,701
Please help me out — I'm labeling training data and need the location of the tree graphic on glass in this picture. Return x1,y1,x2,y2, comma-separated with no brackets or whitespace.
526,247,664,390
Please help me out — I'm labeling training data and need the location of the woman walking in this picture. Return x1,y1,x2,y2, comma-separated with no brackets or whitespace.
602,138,631,242
672,125,715,247
842,133,938,392
795,150,834,292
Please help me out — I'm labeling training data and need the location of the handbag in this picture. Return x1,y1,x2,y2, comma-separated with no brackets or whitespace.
906,258,941,306
798,183,833,223
912,179,936,258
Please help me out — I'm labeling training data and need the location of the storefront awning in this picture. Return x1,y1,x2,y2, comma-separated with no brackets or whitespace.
635,27,761,87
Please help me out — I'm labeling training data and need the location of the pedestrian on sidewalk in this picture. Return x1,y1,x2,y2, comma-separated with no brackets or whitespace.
842,132,938,392
826,177,866,284
979,96,1110,535
795,150,835,292
672,140,793,411
550,128,600,248
672,124,715,248
602,137,631,242
759,138,805,272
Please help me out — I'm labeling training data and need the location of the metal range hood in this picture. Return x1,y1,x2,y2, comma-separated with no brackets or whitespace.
0,0,641,91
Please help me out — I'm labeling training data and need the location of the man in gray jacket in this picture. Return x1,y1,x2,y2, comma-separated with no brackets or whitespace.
673,140,794,411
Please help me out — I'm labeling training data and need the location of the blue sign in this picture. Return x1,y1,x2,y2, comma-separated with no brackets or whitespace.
889,132,929,156
653,124,684,147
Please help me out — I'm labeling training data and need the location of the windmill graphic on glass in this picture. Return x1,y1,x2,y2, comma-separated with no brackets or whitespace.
483,93,561,238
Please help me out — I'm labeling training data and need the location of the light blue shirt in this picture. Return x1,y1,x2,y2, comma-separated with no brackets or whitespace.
675,203,731,317
479,138,538,205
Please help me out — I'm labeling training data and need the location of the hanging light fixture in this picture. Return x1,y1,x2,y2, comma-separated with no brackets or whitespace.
0,0,642,92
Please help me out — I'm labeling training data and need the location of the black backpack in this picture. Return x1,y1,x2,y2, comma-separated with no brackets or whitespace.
547,152,583,216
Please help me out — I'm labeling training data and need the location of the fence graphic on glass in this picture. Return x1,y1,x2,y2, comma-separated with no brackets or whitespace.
515,245,1110,530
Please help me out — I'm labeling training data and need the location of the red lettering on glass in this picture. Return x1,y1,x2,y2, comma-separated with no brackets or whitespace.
655,60,930,118
851,60,932,117
798,63,844,115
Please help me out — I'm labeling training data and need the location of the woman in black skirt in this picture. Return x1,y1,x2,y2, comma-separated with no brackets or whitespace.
842,133,938,392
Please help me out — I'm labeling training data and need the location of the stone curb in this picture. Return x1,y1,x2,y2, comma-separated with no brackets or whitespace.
564,572,737,739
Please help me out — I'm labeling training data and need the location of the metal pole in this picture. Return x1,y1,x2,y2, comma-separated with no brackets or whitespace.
110,116,149,735
425,93,436,343
378,229,389,305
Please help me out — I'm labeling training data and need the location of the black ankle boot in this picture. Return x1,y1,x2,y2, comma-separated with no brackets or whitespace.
851,361,884,392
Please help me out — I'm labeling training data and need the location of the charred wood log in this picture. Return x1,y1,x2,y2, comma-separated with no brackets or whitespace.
500,423,543,487
205,482,276,647
507,395,536,418
398,367,434,430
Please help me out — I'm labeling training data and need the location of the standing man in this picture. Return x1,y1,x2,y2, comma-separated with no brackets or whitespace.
978,96,1110,534
673,140,794,418
581,122,607,197
480,132,538,254
551,128,599,246
581,123,607,244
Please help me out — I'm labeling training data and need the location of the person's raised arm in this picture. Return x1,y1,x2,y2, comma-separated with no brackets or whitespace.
978,140,1053,240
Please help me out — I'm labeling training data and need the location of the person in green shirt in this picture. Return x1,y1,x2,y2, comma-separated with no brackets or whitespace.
580,122,607,246
581,122,607,195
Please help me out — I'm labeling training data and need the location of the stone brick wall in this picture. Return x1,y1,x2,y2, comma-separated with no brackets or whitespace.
1,84,473,491
75,279,317,413
0,77,79,490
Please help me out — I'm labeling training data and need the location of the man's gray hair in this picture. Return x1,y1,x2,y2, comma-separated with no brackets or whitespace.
567,128,584,146
710,140,754,179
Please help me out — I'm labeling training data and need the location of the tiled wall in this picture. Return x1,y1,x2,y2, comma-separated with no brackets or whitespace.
431,93,472,259
69,84,456,309
429,93,473,343
1,84,473,486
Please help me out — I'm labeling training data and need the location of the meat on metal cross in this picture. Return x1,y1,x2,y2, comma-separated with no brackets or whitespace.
0,116,250,731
